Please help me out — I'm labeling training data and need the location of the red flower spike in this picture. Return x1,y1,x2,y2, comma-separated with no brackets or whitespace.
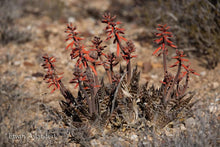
121,40,136,63
153,24,177,56
91,36,107,57
102,13,127,57
90,38,107,70
170,49,189,70
70,44,95,72
104,53,119,71
65,24,83,50
42,55,63,93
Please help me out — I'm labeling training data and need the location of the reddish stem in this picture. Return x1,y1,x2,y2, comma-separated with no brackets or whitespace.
115,34,132,83
164,60,181,103
162,39,168,78
100,56,112,84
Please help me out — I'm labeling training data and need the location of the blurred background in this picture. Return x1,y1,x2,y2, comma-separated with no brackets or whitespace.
1,0,219,68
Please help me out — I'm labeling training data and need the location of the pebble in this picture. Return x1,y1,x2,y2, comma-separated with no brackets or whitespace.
151,74,158,79
130,134,138,141
209,103,218,113
211,82,219,90
68,17,76,23
23,61,35,67
200,71,206,76
90,139,100,146
215,98,220,103
180,124,187,131
185,117,196,128
118,137,124,141
32,72,44,77
164,129,173,137
13,61,21,66
24,76,36,81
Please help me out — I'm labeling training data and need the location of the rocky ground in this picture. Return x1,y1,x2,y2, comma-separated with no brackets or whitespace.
0,0,219,146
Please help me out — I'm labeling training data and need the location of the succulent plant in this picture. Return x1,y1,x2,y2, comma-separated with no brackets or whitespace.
41,13,199,144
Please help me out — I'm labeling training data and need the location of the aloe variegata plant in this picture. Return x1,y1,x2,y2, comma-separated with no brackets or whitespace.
41,14,200,143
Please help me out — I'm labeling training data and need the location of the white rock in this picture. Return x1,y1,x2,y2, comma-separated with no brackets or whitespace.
209,103,218,113
185,117,196,128
68,17,76,23
180,124,187,131
215,98,220,102
32,77,37,80
211,82,219,89
151,74,158,79
130,134,138,140
14,61,21,66
118,137,124,141
200,71,206,76
90,139,99,146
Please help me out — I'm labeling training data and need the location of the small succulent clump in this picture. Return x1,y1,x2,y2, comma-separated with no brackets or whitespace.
41,14,199,144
